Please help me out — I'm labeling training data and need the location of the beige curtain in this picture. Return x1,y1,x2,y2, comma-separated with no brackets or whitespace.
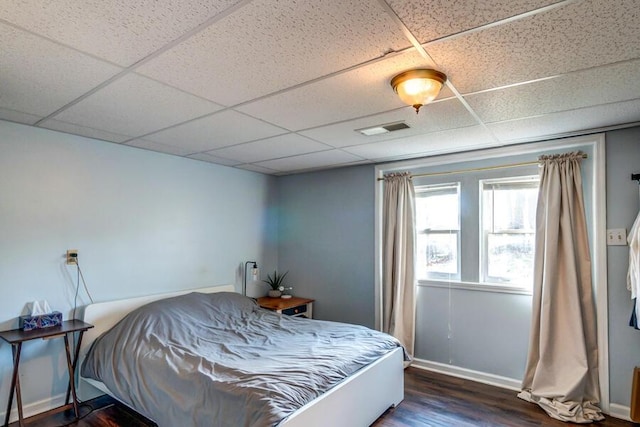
518,152,603,423
382,172,416,360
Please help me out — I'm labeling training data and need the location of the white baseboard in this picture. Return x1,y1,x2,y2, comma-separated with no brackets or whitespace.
0,392,65,424
411,358,522,391
608,404,631,421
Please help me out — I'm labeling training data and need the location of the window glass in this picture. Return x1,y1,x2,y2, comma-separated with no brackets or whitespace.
415,184,460,280
481,177,539,287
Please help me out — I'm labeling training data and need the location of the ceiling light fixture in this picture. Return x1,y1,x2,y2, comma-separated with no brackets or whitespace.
390,69,447,114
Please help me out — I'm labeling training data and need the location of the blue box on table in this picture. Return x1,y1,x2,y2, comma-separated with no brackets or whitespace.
19,312,63,331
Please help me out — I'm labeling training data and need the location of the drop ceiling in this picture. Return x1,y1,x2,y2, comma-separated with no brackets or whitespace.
1,0,639,175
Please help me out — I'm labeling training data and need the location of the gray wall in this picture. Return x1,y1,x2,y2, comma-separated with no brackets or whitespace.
277,127,640,409
606,127,640,407
0,120,277,411
277,165,375,327
415,286,532,379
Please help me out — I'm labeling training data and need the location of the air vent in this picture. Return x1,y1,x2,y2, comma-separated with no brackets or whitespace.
357,121,410,136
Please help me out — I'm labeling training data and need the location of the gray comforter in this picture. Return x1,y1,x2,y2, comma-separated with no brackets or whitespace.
81,292,405,427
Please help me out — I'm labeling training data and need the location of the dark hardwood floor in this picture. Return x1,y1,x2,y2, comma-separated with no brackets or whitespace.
13,368,636,426
8,395,156,427
373,368,635,427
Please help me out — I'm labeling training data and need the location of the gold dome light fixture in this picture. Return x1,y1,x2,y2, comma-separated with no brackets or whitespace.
390,68,447,113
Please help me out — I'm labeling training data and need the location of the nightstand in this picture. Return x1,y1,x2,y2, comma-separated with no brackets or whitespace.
257,296,314,319
0,319,93,427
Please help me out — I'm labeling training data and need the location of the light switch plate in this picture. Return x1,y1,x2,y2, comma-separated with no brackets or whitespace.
607,229,627,246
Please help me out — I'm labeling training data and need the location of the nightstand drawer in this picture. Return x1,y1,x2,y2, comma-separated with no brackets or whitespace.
282,304,307,316
256,296,314,319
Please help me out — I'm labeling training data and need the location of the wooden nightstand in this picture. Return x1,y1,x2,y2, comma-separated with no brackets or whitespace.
257,296,314,319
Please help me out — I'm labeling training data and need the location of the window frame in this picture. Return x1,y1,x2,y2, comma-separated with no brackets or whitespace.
479,175,540,289
415,182,461,281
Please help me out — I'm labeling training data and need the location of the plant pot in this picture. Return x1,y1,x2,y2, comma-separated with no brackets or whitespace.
268,290,282,298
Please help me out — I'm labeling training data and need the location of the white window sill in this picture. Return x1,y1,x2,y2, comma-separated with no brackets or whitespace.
417,279,533,296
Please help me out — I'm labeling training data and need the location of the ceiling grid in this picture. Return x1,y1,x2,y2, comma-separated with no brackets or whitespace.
0,0,638,175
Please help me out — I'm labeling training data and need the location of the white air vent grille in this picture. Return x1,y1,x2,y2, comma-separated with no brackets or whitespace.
357,122,410,136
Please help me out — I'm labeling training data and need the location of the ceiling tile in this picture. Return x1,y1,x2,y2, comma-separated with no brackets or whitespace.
186,152,242,166
126,138,196,156
300,98,477,148
0,0,244,66
208,133,331,163
143,110,286,153
387,0,558,42
0,23,122,118
488,99,640,142
343,125,497,160
255,150,366,173
136,0,411,105
237,49,452,131
467,59,640,123
425,0,640,93
0,108,42,125
48,73,223,138
41,120,131,143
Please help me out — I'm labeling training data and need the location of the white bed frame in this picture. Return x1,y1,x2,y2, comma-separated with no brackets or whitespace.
79,285,404,426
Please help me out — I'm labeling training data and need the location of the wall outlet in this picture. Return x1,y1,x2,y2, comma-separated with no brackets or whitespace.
66,249,78,264
606,229,627,246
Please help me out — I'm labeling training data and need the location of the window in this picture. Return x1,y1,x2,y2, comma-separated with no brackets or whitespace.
414,173,539,291
415,183,460,281
480,176,539,288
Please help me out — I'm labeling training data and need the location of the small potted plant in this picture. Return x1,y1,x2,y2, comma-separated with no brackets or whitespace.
263,270,288,297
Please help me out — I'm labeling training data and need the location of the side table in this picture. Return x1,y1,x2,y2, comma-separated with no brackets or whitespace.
257,296,314,319
0,319,94,427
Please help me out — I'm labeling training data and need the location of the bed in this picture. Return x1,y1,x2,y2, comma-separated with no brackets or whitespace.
78,285,405,426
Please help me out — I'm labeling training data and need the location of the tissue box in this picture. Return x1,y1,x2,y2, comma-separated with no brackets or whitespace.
19,312,63,331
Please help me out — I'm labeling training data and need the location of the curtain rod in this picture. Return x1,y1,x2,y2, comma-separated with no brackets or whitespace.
378,153,588,181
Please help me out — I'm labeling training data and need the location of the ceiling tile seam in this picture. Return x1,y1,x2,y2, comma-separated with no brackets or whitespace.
220,47,415,112
38,116,133,139
32,0,256,127
213,147,353,165
267,159,376,176
130,71,232,106
335,148,369,161
461,57,640,99
185,153,241,163
376,0,499,143
420,0,583,46
33,66,131,127
462,75,563,97
233,163,280,173
364,141,500,163
117,105,292,147
481,121,640,150
281,162,372,175
197,134,337,158
375,0,437,68
0,18,125,69
481,97,640,126
0,105,44,119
